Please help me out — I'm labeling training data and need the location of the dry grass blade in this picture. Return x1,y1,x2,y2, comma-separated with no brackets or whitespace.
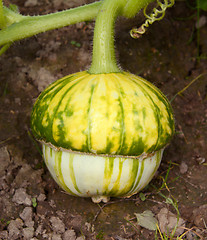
171,72,207,102
179,226,205,239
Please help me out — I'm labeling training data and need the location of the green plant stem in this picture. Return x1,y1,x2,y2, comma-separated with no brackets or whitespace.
0,43,11,55
89,0,153,74
89,0,125,74
0,1,101,47
0,0,6,29
0,0,155,57
122,0,154,18
3,6,25,26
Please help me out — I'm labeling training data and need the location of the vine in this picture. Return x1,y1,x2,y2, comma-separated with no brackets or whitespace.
130,0,174,38
0,0,174,56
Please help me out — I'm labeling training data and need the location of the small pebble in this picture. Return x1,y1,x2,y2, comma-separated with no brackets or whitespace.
62,229,76,240
52,234,62,240
0,230,8,239
84,222,91,231
22,227,35,240
50,216,65,234
76,236,85,240
12,188,32,206
24,0,38,7
179,161,188,174
193,204,207,228
8,218,23,240
35,224,43,236
196,15,207,29
114,237,128,240
20,207,34,227
37,193,46,202
14,98,21,105
0,147,10,176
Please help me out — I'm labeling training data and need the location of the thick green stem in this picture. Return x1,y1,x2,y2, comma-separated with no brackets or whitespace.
122,0,154,18
0,0,6,29
3,6,26,26
89,0,125,74
89,0,155,74
0,1,101,47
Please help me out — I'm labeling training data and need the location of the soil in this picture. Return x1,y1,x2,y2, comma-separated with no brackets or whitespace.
0,0,207,239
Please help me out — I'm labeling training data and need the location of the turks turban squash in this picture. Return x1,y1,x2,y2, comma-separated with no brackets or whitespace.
31,71,174,203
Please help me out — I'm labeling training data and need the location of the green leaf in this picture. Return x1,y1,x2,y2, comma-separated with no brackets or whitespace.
32,197,37,208
70,40,76,45
75,42,81,47
197,0,207,11
139,192,146,201
70,40,81,47
165,197,174,205
135,210,158,231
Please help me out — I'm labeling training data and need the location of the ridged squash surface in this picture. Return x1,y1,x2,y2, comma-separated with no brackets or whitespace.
31,71,174,156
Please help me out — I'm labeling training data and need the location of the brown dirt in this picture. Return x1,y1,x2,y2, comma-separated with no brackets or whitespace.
0,0,207,239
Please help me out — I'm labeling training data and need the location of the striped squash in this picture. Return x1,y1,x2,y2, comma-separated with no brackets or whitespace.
31,71,174,202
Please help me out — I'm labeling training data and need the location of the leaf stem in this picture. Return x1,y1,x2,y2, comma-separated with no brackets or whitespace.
0,0,6,29
0,1,101,47
0,43,11,56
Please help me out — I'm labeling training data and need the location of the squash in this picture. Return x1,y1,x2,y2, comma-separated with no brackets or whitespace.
31,71,174,202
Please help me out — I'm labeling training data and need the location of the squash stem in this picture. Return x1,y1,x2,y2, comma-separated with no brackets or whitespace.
88,0,154,74
88,0,125,74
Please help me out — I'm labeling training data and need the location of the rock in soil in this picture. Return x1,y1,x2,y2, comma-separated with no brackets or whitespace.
22,227,35,240
50,216,65,234
51,234,62,240
12,188,32,206
0,230,8,240
7,218,23,240
0,147,10,176
37,193,46,202
192,204,207,228
76,236,86,240
62,229,76,240
20,207,34,227
24,0,38,7
179,161,188,174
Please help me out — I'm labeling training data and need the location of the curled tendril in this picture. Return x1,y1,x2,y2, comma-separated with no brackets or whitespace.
130,0,174,39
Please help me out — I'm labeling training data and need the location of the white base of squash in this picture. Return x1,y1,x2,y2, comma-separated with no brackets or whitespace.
42,143,163,203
